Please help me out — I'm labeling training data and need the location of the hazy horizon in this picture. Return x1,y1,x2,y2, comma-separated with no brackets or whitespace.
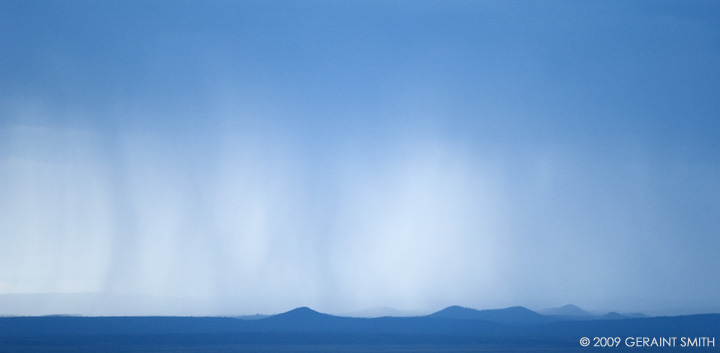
2,292,716,317
2,1,719,317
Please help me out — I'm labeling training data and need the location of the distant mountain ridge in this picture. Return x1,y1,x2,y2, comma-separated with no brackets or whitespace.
541,304,649,320
429,305,553,325
344,306,421,318
265,305,554,327
1,305,718,350
541,304,593,317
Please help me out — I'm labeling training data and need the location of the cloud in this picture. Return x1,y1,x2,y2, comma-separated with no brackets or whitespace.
2,1,720,316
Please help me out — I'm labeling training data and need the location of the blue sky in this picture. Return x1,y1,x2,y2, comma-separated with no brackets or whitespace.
1,0,719,316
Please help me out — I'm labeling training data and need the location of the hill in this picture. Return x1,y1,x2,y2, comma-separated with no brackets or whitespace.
429,305,553,325
541,304,593,318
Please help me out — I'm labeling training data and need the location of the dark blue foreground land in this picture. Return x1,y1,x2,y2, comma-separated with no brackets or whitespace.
1,306,718,352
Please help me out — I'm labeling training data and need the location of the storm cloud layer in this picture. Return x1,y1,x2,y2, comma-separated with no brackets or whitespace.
1,1,719,316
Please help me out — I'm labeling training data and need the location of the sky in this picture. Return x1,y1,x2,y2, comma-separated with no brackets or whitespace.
1,0,719,317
